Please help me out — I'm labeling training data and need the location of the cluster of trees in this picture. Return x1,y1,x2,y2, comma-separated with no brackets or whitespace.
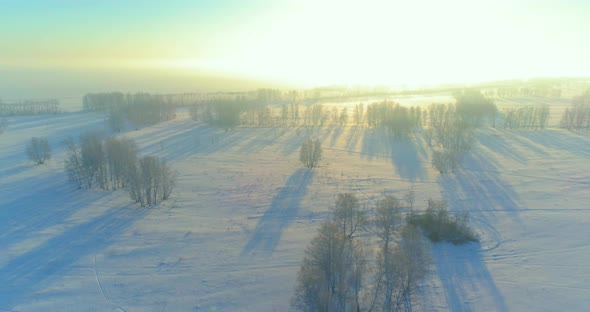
198,99,245,130
26,137,51,165
366,102,422,139
423,90,497,174
425,104,475,174
300,138,323,169
83,92,176,130
0,99,60,116
503,104,550,129
292,193,428,312
560,90,590,130
454,89,497,128
426,90,496,129
64,132,175,206
292,193,477,311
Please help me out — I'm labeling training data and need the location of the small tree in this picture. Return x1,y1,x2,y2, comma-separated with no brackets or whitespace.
26,137,51,164
333,193,364,239
372,195,403,312
64,137,83,189
300,138,322,169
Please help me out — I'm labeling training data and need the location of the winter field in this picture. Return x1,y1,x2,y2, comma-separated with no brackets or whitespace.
1,95,590,311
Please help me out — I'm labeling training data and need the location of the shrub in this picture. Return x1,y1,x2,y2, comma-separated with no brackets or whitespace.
26,137,51,165
408,199,477,244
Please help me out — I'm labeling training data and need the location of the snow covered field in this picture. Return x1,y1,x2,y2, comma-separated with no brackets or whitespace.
1,102,590,311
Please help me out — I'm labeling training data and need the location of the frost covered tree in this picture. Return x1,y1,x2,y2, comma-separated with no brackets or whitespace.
26,137,51,164
128,155,177,206
372,196,403,312
291,220,366,312
374,225,427,312
105,137,138,189
64,137,84,189
333,193,365,239
80,131,107,189
300,138,322,168
293,194,368,312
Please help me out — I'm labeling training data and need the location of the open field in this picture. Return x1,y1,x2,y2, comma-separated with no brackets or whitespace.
1,98,590,311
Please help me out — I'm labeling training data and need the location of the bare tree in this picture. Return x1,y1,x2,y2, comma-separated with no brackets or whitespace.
373,195,403,312
333,193,365,239
105,137,138,189
292,220,366,312
300,138,322,169
395,225,428,311
160,159,176,200
64,137,84,189
80,131,106,189
129,155,176,206
403,188,415,217
26,137,51,165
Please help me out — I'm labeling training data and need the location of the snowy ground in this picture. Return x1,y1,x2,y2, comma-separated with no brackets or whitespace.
1,103,589,311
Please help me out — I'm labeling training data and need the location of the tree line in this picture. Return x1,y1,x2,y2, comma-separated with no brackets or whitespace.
560,89,590,130
64,131,176,206
503,104,550,129
83,92,176,131
0,99,60,116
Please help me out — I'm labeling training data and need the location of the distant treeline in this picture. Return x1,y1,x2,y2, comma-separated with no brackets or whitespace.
0,99,60,116
560,89,590,130
83,92,176,130
189,89,499,135
492,86,562,98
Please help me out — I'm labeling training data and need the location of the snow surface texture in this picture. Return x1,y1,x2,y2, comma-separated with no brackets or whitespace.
1,98,590,311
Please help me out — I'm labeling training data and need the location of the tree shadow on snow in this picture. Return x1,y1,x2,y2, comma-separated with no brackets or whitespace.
434,146,523,311
361,128,428,181
476,129,530,165
241,169,314,257
517,130,590,158
433,243,508,312
0,205,150,310
0,171,111,252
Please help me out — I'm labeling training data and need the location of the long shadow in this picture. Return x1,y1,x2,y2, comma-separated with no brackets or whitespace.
344,125,363,152
500,130,548,158
236,127,283,155
360,127,427,181
476,129,529,165
0,205,150,310
274,127,307,156
390,137,427,181
435,145,523,311
241,169,314,256
0,174,112,251
518,130,590,158
442,148,523,224
433,243,508,312
328,126,344,147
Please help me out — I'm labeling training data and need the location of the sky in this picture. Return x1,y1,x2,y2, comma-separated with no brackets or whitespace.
1,0,589,97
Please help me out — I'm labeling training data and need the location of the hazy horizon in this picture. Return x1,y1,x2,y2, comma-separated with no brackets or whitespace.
2,0,589,99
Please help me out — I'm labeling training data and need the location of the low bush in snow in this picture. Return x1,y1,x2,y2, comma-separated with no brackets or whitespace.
408,199,477,244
